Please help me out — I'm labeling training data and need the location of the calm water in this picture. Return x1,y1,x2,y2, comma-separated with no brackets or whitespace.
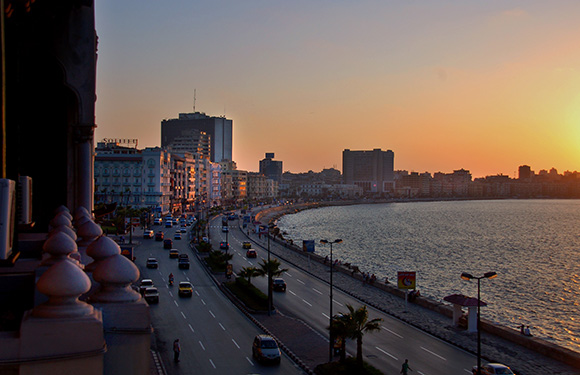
276,199,580,352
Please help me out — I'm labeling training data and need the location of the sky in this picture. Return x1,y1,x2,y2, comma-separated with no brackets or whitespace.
94,1,580,178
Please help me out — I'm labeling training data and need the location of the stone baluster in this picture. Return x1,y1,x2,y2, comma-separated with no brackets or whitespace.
90,254,150,375
76,219,103,265
19,259,105,374
85,235,121,272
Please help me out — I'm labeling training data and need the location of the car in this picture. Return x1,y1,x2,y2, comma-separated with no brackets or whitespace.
220,242,229,250
178,258,190,269
222,226,229,233
154,218,162,225
155,231,164,241
143,229,154,239
146,257,158,269
143,287,159,304
174,233,182,240
252,334,281,364
139,279,154,294
172,218,179,225
242,241,252,249
246,249,257,258
472,363,515,375
272,278,286,292
180,228,187,233
169,249,179,258
163,239,173,249
178,281,193,297
178,253,189,260
165,221,173,228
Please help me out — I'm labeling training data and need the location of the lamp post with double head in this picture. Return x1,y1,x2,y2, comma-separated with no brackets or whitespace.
461,271,497,375
320,238,343,362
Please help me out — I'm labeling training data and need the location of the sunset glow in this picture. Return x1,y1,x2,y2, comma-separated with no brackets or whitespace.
95,1,580,178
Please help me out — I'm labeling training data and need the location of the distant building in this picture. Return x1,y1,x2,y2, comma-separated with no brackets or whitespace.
342,149,394,193
259,153,283,184
518,165,532,180
161,112,232,163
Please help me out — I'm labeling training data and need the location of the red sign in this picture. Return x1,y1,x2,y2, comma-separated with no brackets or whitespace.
397,271,416,289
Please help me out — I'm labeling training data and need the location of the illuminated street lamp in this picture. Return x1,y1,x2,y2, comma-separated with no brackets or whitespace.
461,271,497,375
320,238,343,362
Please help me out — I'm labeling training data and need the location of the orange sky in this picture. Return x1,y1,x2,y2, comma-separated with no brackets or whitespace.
94,1,580,178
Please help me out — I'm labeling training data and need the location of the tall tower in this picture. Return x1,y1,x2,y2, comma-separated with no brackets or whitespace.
161,112,233,163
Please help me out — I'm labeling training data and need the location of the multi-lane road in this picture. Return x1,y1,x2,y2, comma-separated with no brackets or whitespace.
134,223,304,375
134,215,482,374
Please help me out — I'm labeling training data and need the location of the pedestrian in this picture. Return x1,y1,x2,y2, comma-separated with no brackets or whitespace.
173,339,181,363
519,324,525,335
524,326,532,336
400,359,412,374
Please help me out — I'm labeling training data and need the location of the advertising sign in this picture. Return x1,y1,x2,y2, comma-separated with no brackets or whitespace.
397,271,416,289
302,240,315,253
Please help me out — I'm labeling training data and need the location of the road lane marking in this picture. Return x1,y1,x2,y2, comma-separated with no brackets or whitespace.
312,288,323,295
333,299,344,307
421,346,446,361
232,339,240,349
209,359,216,369
302,299,313,307
219,323,226,330
417,372,427,375
195,291,200,296
289,290,297,296
186,276,190,281
297,279,305,285
209,310,216,318
381,327,403,338
322,313,330,319
199,341,206,351
375,346,398,360
188,324,194,333
169,291,173,297
181,312,187,319
174,300,179,307
246,357,254,365
285,272,292,277
463,369,473,373
201,299,206,305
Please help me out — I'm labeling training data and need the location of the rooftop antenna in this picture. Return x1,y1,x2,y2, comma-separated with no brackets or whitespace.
193,89,196,112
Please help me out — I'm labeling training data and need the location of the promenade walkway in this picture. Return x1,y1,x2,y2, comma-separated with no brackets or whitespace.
246,210,579,375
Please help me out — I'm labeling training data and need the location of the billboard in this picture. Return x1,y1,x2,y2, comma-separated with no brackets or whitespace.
397,271,416,289
302,240,315,253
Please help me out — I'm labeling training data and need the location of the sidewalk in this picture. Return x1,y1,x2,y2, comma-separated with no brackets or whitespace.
245,228,579,375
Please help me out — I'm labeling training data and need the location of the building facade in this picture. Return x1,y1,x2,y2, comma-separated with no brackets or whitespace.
342,149,395,194
259,153,283,184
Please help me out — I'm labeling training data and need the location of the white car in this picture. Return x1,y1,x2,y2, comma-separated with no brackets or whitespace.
472,363,515,375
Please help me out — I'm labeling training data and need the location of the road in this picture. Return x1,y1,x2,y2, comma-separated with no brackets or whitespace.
134,223,305,375
217,215,480,375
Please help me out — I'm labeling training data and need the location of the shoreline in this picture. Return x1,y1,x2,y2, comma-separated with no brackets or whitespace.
253,200,580,371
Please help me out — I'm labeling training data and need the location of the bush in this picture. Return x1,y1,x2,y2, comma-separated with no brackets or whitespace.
224,277,268,311
197,241,212,253
314,357,384,375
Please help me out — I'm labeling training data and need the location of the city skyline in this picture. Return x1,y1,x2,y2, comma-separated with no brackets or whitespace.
94,1,580,178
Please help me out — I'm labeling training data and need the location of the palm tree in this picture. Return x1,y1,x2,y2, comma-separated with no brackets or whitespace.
343,304,383,368
239,266,260,285
328,314,351,362
257,258,288,312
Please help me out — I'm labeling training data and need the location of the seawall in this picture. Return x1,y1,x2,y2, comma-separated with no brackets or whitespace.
253,202,580,369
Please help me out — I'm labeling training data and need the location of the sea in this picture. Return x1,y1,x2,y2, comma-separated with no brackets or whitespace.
276,199,580,353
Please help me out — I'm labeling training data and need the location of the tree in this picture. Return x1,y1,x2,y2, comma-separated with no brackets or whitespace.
257,258,288,312
343,304,383,369
329,314,351,363
239,266,261,285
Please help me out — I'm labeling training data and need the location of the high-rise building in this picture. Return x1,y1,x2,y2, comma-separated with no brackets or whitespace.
342,149,394,193
259,153,283,184
161,112,232,163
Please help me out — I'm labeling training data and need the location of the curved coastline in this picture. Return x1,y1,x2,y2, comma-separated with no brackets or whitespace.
253,200,580,371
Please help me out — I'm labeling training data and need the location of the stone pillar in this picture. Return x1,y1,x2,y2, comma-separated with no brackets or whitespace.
91,254,151,375
19,259,105,375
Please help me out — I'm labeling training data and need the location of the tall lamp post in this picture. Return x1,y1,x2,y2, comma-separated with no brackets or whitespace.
320,238,343,362
266,224,275,316
461,271,497,375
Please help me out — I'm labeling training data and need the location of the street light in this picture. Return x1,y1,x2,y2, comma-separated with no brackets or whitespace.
461,271,497,375
266,224,275,316
320,238,343,362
